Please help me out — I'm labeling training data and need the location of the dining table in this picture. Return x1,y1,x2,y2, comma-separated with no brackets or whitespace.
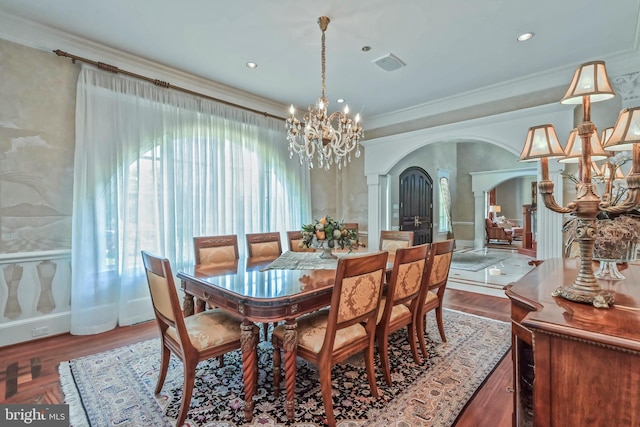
177,250,390,422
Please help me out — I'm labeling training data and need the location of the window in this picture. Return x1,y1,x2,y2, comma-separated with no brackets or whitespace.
72,65,312,334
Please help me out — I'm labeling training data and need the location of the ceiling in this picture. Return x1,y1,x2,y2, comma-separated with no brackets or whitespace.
1,0,640,128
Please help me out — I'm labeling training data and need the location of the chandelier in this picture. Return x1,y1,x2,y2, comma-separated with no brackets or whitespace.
286,16,364,171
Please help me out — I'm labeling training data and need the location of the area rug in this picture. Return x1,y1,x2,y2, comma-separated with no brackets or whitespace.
59,309,510,427
450,251,510,272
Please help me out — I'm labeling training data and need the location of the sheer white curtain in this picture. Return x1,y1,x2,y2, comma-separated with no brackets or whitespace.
71,65,311,335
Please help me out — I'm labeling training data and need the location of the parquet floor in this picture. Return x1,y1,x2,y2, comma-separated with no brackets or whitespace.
0,289,513,426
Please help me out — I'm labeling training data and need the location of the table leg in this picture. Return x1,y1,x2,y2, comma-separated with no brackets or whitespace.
181,285,194,316
283,320,298,420
241,320,257,422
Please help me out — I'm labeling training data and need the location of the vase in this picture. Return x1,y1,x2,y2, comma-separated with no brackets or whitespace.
318,246,337,259
593,242,638,280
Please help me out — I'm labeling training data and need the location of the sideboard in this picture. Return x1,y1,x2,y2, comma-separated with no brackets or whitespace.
505,258,640,427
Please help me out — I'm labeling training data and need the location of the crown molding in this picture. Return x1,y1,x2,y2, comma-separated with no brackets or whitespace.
365,49,640,131
363,102,570,149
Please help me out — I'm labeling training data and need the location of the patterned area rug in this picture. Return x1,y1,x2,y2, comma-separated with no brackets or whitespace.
450,252,510,272
59,309,510,427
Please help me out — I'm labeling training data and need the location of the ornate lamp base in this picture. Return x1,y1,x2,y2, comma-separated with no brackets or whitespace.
552,285,614,309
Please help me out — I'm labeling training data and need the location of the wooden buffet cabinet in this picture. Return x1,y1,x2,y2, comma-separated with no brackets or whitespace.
505,259,640,427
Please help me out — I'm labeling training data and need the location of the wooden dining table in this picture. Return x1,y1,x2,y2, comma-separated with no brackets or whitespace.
177,250,389,422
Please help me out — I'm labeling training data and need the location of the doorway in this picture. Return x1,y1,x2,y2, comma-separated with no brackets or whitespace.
399,167,433,245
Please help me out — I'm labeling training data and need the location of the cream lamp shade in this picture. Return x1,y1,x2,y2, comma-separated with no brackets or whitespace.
602,106,640,152
489,205,501,213
519,124,566,161
560,61,616,105
559,127,609,163
601,127,614,146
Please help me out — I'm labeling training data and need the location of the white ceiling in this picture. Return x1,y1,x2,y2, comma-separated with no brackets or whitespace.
1,0,640,126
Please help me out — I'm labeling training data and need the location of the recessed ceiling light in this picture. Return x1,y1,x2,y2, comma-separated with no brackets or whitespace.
362,46,371,52
246,62,258,68
337,98,345,103
517,32,535,42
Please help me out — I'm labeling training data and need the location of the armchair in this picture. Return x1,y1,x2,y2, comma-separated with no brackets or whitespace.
485,218,513,245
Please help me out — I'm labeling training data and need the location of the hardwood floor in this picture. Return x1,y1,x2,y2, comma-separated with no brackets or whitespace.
0,289,513,426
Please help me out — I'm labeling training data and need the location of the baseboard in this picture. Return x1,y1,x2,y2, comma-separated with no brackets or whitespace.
0,311,70,347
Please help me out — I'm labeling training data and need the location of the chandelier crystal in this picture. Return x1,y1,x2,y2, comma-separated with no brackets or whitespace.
286,16,364,171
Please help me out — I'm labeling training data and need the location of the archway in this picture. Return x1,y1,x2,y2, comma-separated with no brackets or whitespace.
362,103,574,255
470,167,537,248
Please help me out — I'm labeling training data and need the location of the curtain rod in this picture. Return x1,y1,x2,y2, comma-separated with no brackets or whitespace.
53,49,287,121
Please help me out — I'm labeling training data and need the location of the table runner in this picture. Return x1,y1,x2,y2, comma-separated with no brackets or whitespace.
261,250,359,271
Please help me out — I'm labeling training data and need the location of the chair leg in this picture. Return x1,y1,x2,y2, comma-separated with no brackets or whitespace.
272,343,281,397
435,304,447,342
176,360,197,427
318,363,337,427
364,344,380,398
377,333,392,386
155,345,171,394
407,322,422,365
417,312,429,359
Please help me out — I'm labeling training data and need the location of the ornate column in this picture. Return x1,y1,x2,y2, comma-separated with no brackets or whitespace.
367,174,382,251
536,167,565,259
474,191,486,249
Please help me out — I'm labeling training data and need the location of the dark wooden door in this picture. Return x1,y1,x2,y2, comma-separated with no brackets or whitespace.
399,167,433,245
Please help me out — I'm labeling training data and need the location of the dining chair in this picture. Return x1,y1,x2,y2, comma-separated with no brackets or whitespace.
193,234,239,265
286,230,315,252
379,230,415,253
246,232,282,339
246,232,282,257
271,251,389,427
415,239,455,359
375,243,433,386
141,251,258,427
192,235,240,314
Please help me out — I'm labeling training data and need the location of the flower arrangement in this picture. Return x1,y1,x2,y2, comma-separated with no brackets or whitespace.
563,213,640,260
301,215,357,252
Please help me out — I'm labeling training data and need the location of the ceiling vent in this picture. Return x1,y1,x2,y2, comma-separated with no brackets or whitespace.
373,53,406,72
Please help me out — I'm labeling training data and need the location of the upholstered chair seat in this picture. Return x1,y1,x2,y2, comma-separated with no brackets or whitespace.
165,310,244,351
272,310,367,354
376,298,411,324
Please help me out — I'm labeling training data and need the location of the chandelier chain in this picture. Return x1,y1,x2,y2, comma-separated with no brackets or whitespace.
321,27,326,100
